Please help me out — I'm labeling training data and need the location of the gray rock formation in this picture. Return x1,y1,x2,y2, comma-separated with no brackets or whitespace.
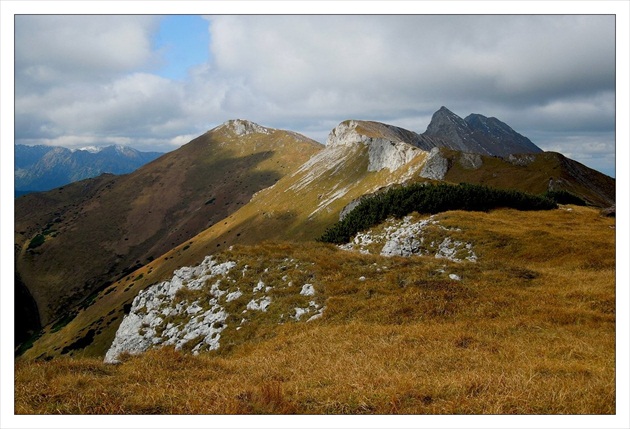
423,107,543,157
459,153,483,170
340,215,477,263
419,148,450,180
326,120,425,172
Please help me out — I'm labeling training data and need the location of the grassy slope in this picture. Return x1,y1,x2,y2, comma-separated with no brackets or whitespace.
14,124,322,337
15,206,615,414
18,138,431,360
443,149,615,207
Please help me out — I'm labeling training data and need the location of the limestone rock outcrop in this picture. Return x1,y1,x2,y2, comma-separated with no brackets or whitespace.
326,120,428,172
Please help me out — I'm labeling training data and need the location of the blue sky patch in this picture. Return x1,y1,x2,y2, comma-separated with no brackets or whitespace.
154,15,209,80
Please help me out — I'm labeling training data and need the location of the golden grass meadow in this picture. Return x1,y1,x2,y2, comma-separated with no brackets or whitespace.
14,205,617,416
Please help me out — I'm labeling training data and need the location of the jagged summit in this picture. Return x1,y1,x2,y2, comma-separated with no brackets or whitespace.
425,106,469,137
422,107,543,157
325,107,543,161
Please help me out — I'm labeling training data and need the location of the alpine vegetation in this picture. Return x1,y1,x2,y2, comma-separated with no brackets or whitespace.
319,183,557,244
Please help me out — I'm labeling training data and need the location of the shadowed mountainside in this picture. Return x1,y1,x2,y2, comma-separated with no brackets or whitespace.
14,120,323,347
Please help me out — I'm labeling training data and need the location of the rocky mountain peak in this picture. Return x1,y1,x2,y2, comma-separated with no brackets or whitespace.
423,107,478,152
325,120,366,147
425,107,469,135
222,119,272,136
422,107,543,157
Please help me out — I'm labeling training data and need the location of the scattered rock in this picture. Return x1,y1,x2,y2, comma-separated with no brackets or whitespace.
341,215,477,263
104,255,323,363
507,153,536,166
247,296,271,312
300,284,315,296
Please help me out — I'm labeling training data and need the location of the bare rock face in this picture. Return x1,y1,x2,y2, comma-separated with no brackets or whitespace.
366,139,420,172
326,120,426,172
459,153,483,170
419,148,450,180
424,106,543,157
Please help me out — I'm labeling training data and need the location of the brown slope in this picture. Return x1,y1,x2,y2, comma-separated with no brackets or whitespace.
18,120,434,360
437,149,615,207
14,120,323,349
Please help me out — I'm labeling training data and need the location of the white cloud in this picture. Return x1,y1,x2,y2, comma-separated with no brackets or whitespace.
15,15,160,87
16,73,186,140
205,15,614,114
13,14,617,176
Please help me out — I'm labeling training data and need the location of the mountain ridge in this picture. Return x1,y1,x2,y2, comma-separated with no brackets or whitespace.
15,144,164,193
327,106,544,165
15,109,615,361
14,121,323,346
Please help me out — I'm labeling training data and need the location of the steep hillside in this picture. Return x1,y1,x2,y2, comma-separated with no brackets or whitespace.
17,114,614,361
438,148,615,207
14,120,322,349
15,144,163,193
17,119,435,360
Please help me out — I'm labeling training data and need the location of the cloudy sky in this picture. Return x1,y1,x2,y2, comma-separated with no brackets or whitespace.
11,13,618,177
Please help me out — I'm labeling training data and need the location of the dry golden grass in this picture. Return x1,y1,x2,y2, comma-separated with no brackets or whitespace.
15,206,616,414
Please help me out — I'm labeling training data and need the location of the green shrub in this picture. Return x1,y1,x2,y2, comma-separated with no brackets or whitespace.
27,234,46,249
542,190,587,206
319,183,557,244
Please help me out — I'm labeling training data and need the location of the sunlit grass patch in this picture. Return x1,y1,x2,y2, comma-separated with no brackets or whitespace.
15,206,615,414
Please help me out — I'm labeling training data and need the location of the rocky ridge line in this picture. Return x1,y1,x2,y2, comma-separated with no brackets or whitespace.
326,120,428,172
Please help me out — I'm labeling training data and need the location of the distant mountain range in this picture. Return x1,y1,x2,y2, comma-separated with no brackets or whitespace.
15,144,163,195
14,109,615,360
